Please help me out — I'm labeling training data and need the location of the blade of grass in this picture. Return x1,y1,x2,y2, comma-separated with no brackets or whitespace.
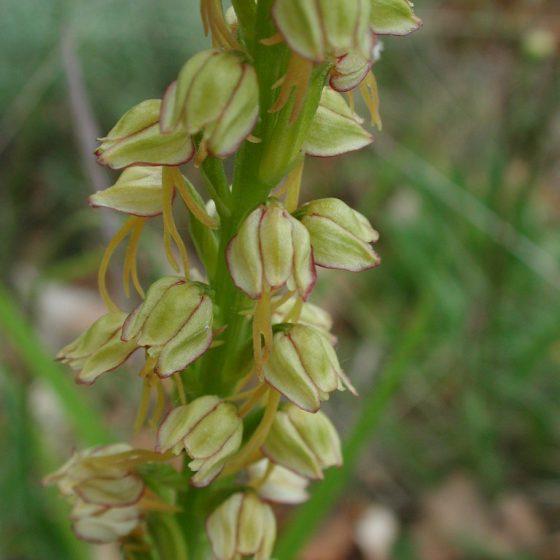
0,283,112,445
375,136,560,291
0,367,90,560
275,296,433,559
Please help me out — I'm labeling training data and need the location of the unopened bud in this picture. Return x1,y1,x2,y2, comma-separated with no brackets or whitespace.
206,492,276,560
297,198,380,271
57,312,138,385
161,50,259,159
157,396,242,487
122,277,213,378
264,323,356,412
226,201,316,300
303,88,373,157
96,99,194,169
262,404,341,480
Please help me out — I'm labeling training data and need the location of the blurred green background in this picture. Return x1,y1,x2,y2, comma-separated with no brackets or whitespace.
1,0,559,559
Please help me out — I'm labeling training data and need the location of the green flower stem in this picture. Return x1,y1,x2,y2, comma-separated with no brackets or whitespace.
197,0,327,398
148,513,189,560
177,463,236,560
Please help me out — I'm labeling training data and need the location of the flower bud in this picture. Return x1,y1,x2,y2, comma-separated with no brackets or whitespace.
96,99,194,169
303,88,373,157
263,323,356,412
206,492,276,560
161,50,259,159
157,396,242,487
262,405,342,480
369,0,422,36
122,277,213,378
297,198,380,271
71,501,141,544
273,0,372,63
226,201,316,300
248,459,309,504
57,312,138,385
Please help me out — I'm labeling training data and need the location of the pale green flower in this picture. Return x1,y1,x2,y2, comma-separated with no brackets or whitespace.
304,88,373,157
71,502,142,544
90,166,165,217
227,200,316,300
44,444,145,543
262,405,342,479
157,396,243,487
57,313,138,385
264,323,356,412
296,197,380,271
248,459,309,504
206,492,276,560
161,49,259,160
122,277,213,378
96,99,194,169
273,0,372,63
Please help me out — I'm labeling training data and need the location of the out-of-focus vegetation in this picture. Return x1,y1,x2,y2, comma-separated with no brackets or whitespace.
1,0,559,559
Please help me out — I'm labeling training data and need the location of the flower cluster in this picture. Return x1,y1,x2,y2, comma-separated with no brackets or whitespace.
48,0,420,557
